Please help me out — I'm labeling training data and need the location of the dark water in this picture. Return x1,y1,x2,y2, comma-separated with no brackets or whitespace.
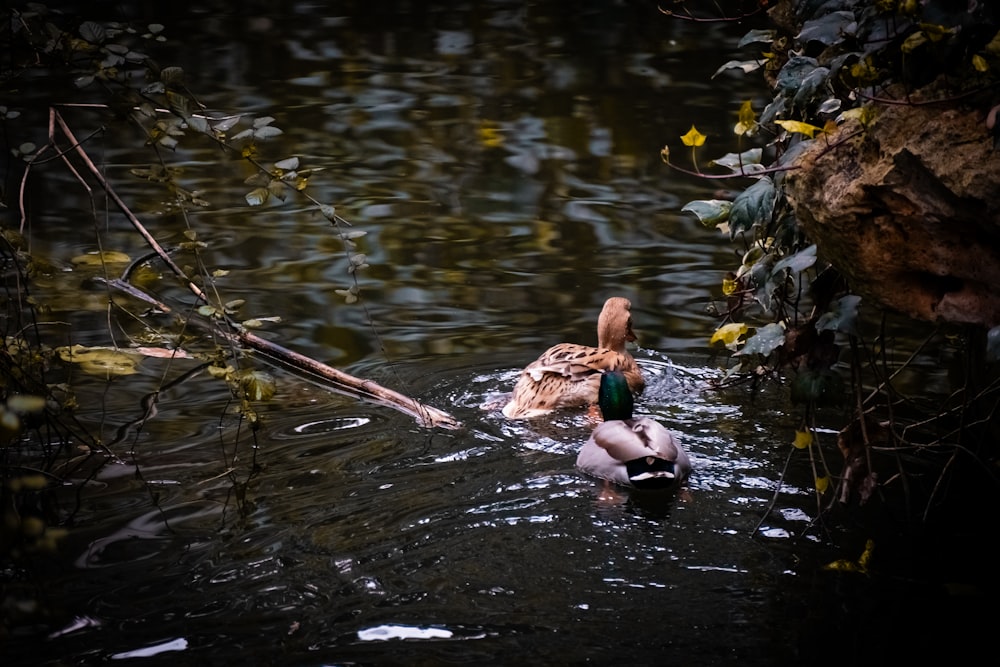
2,2,992,665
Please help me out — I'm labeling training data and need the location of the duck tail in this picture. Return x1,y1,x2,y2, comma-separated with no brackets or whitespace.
625,457,680,490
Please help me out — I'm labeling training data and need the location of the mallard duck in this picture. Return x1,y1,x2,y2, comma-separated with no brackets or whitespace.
576,370,690,490
501,297,644,419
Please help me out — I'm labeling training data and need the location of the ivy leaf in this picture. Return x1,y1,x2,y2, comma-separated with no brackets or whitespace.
772,244,817,275
734,100,758,136
816,294,862,335
775,55,820,95
793,429,812,450
738,28,776,47
711,148,763,172
254,125,283,139
797,11,856,46
728,177,775,240
680,125,706,147
712,59,763,78
681,199,732,226
274,156,300,171
79,21,106,44
736,322,786,356
710,322,748,350
792,66,831,109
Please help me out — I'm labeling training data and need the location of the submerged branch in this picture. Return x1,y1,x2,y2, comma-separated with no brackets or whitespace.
55,108,460,429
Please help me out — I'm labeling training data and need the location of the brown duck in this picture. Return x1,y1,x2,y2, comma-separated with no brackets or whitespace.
502,297,644,419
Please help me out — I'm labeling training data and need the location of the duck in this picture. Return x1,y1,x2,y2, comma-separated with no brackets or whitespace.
576,369,691,490
501,297,644,419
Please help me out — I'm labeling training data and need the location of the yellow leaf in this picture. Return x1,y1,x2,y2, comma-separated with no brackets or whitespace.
793,429,812,450
972,54,989,72
857,539,874,571
823,539,873,575
70,251,131,268
774,119,824,138
477,121,503,148
680,125,706,147
815,475,829,493
710,322,748,349
722,275,739,296
734,100,757,136
56,345,138,377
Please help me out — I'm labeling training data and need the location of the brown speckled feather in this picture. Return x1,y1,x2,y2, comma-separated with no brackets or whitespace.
502,298,644,419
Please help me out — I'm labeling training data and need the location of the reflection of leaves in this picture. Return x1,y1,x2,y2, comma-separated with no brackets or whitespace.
988,325,1000,362
238,370,276,402
56,345,138,377
816,294,862,335
245,188,269,206
791,368,844,405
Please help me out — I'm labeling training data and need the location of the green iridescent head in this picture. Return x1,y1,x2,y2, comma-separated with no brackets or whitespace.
597,370,634,421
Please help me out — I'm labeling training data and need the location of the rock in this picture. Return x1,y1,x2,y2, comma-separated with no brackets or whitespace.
784,88,1000,329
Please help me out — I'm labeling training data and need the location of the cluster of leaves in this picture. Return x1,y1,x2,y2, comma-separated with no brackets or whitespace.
662,0,1000,511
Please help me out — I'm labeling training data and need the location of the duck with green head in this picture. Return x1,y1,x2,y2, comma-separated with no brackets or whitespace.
576,369,691,490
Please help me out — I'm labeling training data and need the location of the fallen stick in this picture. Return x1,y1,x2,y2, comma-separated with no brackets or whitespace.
55,109,461,430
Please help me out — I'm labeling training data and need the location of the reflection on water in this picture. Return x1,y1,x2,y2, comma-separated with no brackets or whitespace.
5,2,989,666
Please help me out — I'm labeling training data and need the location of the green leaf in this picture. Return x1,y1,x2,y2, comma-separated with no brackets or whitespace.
728,177,775,240
792,67,831,109
775,56,820,95
186,116,209,133
245,188,270,206
274,156,299,170
797,11,856,46
711,148,764,172
772,244,817,275
254,126,283,140
160,66,185,85
738,28,776,47
735,322,785,356
238,370,276,402
816,294,862,335
79,21,106,44
712,59,763,78
681,199,732,226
